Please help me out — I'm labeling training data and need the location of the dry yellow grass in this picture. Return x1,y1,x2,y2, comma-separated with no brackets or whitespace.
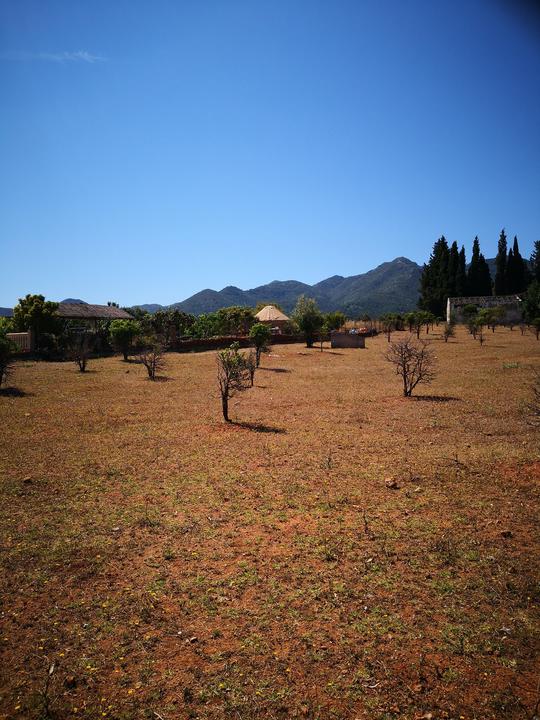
0,326,539,719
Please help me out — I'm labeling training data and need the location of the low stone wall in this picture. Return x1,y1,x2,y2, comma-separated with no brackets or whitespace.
170,334,306,353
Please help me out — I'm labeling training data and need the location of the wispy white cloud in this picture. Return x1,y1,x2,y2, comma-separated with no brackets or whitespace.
1,50,106,64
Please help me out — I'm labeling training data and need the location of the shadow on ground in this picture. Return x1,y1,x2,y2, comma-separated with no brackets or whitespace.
412,395,460,402
260,367,291,373
233,420,286,434
0,387,32,397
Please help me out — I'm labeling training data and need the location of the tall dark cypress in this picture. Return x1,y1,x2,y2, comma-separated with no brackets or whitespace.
531,240,540,283
448,241,459,297
510,236,527,292
456,246,467,296
467,236,492,296
494,229,508,295
506,247,516,292
477,252,493,295
418,236,450,316
467,237,482,295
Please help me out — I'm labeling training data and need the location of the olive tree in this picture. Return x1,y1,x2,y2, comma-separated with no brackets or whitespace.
249,323,272,367
109,319,140,361
443,322,455,343
384,336,437,397
292,295,323,348
217,342,251,422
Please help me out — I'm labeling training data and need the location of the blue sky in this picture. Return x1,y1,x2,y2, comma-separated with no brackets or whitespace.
1,0,539,307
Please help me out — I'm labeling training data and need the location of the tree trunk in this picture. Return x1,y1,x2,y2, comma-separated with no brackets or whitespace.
123,350,128,361
222,394,230,422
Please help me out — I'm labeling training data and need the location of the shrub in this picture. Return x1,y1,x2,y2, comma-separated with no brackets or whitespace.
0,333,14,387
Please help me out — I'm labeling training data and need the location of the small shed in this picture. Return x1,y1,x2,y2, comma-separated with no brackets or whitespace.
254,305,291,334
330,331,366,349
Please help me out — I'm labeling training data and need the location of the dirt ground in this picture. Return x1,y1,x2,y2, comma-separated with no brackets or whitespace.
0,326,539,720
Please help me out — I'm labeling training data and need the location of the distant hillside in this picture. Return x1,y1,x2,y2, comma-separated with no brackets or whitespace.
131,304,165,314
49,257,424,318
172,257,422,316
0,307,13,317
61,298,87,304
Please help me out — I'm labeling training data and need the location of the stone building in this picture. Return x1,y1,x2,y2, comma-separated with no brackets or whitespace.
446,295,523,323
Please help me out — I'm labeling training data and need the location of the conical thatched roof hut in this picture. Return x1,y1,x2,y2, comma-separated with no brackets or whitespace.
254,305,290,334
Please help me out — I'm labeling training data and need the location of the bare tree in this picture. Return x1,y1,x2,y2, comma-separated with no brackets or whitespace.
139,337,165,380
217,342,251,422
384,336,437,397
68,332,92,372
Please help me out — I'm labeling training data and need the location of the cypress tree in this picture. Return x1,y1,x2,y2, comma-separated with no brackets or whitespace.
448,241,459,297
418,236,450,316
506,247,516,292
494,229,508,295
467,237,482,295
477,252,493,295
456,246,467,296
531,240,540,283
511,236,527,292
467,237,492,296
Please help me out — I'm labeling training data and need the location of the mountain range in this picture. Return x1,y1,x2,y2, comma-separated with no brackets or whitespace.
2,256,510,318
135,257,423,317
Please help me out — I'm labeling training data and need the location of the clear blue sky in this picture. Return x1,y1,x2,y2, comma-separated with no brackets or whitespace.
1,0,539,307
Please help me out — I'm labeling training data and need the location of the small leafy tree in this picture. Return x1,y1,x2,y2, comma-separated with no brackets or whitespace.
443,322,455,343
249,323,272,367
477,324,485,346
404,312,417,333
0,333,15,387
217,342,251,422
462,304,479,323
139,337,165,380
380,313,395,342
292,296,323,348
384,336,437,397
246,349,256,387
109,319,140,361
531,318,540,341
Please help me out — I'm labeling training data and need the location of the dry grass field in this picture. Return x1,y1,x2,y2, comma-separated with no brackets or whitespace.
0,327,539,720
